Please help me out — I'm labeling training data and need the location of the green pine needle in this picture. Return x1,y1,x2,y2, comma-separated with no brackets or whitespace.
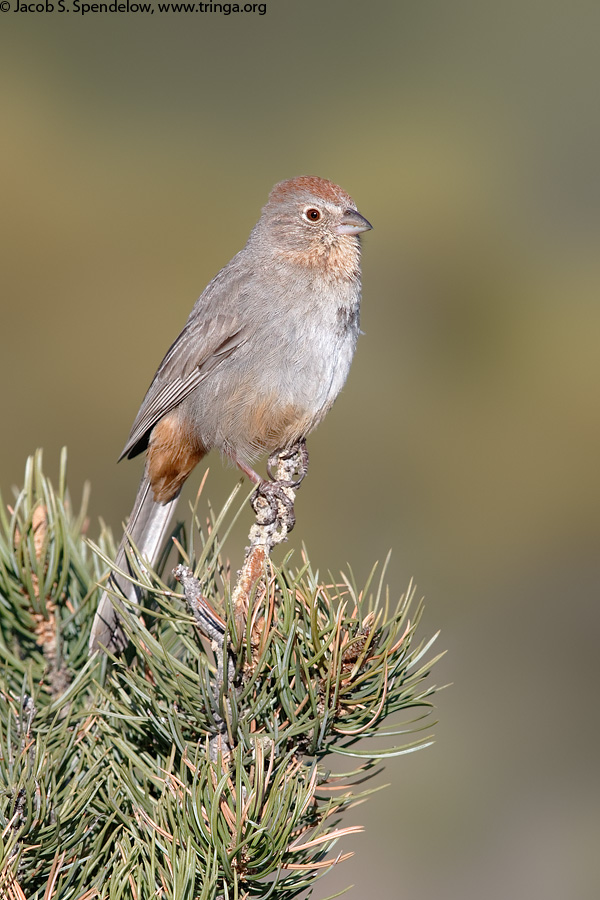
0,449,443,899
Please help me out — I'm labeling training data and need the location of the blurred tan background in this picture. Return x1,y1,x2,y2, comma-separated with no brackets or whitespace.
2,1,599,897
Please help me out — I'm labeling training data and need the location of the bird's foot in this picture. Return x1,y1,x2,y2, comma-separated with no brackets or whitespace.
250,480,296,531
266,439,309,487
245,441,309,534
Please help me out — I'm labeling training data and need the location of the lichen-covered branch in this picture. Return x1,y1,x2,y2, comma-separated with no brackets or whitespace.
233,440,308,626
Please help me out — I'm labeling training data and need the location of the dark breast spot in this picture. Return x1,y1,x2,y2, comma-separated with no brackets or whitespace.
337,304,360,333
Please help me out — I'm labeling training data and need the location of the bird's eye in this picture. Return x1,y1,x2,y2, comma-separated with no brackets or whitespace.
304,207,322,222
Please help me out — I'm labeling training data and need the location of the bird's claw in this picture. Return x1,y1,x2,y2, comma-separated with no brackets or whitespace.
266,439,309,487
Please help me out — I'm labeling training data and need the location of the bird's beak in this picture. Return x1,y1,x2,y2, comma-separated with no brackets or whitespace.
334,208,373,236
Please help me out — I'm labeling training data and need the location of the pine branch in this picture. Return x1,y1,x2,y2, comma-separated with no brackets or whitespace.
0,449,442,899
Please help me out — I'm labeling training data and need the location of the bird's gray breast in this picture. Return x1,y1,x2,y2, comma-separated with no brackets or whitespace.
284,283,361,416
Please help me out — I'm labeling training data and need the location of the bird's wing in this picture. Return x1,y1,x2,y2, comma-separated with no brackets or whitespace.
120,286,249,460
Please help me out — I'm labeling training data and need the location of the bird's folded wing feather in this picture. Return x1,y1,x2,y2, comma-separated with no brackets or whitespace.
120,281,250,460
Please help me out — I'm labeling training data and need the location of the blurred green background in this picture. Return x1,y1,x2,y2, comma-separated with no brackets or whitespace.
2,0,599,896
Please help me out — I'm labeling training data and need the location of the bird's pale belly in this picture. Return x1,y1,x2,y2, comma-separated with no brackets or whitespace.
214,323,357,464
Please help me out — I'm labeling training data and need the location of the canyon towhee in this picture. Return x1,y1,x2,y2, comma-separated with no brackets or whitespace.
90,175,372,653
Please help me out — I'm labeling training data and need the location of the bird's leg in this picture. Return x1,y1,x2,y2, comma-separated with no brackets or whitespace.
230,453,289,525
234,459,263,486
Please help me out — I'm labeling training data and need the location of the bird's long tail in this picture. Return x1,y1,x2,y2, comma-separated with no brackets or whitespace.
89,471,180,654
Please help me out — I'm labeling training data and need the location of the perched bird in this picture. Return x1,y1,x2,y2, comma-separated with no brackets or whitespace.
90,176,372,653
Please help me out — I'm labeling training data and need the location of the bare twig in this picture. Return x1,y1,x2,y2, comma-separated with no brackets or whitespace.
173,564,232,758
